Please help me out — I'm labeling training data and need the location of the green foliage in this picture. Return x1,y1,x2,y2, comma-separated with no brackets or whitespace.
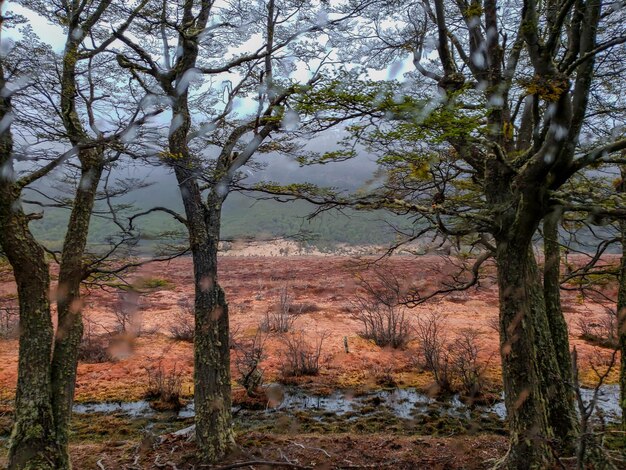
295,72,483,171
296,149,357,165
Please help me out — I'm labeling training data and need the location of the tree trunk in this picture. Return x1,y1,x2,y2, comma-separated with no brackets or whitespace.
486,157,577,466
50,157,104,468
183,191,234,462
0,57,60,470
496,239,558,469
617,168,626,430
193,241,234,461
542,209,578,450
169,91,233,460
0,219,59,470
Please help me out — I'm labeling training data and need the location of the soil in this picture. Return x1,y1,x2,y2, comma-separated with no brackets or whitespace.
68,431,510,470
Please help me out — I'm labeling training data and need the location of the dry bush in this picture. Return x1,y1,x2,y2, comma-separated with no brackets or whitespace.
169,298,195,342
415,313,491,397
78,316,111,364
571,347,622,468
259,285,298,333
576,308,618,349
280,331,328,378
352,267,411,348
290,301,320,314
371,363,397,388
450,329,491,398
0,305,18,339
415,311,452,393
144,361,183,411
486,315,500,334
112,291,143,336
233,329,266,396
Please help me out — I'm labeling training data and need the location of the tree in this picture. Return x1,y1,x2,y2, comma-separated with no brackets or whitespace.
1,2,152,467
0,16,59,466
112,0,374,461
363,0,625,465
261,0,626,466
616,167,626,430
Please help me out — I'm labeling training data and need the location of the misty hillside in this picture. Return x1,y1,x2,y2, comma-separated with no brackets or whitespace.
27,149,416,251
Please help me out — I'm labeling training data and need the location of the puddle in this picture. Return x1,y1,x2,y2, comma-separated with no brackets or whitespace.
73,401,154,417
275,387,470,420
72,384,621,422
579,384,621,418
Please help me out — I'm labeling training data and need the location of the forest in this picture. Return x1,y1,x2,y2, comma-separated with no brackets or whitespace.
1,0,626,469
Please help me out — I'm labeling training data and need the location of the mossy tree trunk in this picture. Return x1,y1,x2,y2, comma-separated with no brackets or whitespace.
495,239,554,468
542,208,578,450
486,162,577,468
0,43,60,470
617,168,626,429
191,200,233,461
1,3,125,465
50,154,104,468
0,205,59,470
48,23,109,467
169,89,234,461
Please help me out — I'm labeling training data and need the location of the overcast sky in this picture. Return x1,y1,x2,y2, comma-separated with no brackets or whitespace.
1,1,398,197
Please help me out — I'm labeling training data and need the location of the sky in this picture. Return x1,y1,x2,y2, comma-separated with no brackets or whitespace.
2,2,65,51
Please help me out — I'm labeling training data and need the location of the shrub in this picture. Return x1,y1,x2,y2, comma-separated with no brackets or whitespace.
450,329,490,398
259,285,298,333
0,304,18,339
144,361,183,411
169,298,195,342
78,316,111,363
486,315,500,334
352,267,411,348
290,302,320,314
415,311,452,393
571,347,621,468
414,313,491,397
233,329,266,396
137,277,174,291
577,308,618,349
78,337,111,363
78,316,113,364
371,363,397,388
112,291,143,336
280,331,328,377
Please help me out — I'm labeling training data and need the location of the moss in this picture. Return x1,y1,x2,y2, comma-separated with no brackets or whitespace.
463,3,483,17
520,74,569,102
0,410,12,438
135,277,175,291
69,412,191,443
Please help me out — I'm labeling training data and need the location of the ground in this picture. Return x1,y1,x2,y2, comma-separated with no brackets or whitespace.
72,432,509,469
0,251,621,468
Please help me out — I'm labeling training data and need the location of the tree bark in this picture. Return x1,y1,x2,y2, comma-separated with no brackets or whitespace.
0,57,60,470
542,208,578,450
496,239,555,469
192,205,234,460
0,212,60,470
617,168,626,430
50,155,104,468
169,90,234,461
